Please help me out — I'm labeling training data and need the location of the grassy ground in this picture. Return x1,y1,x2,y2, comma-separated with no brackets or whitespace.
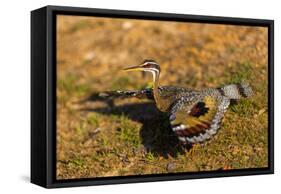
56,15,268,179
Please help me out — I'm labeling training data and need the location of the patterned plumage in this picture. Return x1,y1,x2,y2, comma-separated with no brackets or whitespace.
100,60,253,144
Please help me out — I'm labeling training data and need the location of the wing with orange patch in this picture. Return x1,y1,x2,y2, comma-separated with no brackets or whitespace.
169,96,230,144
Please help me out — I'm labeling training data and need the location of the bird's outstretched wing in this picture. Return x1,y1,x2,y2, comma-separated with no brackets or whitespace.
98,86,193,101
169,95,230,144
99,88,154,100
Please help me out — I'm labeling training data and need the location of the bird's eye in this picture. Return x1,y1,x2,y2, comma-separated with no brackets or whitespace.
142,64,149,68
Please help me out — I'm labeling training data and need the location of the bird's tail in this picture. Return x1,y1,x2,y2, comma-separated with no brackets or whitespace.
99,88,154,100
219,82,253,100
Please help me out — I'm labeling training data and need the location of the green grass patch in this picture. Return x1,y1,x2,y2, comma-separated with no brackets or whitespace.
145,152,155,162
230,99,256,116
116,114,140,148
68,156,85,169
110,77,132,90
75,122,87,136
58,73,90,97
110,76,144,91
226,62,253,84
87,114,99,128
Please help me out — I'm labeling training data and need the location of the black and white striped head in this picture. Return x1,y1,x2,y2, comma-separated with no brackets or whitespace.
123,60,160,76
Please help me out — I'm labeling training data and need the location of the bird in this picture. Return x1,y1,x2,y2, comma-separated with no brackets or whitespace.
100,60,253,145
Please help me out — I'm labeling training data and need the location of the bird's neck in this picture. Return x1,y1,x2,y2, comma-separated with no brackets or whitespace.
151,71,164,111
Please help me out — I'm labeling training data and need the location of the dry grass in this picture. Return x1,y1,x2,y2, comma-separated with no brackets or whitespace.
56,15,268,179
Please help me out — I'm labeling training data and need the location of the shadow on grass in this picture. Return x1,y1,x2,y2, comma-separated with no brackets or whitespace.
79,92,191,158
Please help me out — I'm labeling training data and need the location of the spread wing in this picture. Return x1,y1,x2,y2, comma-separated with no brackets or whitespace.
98,86,192,101
99,88,154,100
169,96,230,144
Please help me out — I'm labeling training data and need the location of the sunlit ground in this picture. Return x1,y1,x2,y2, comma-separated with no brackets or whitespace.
56,15,268,179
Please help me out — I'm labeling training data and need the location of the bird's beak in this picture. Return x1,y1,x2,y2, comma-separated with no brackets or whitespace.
123,65,144,72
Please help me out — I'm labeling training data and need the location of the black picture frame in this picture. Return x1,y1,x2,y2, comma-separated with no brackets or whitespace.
31,5,274,188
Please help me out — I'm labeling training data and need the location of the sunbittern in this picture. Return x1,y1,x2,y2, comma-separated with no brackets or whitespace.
100,60,253,144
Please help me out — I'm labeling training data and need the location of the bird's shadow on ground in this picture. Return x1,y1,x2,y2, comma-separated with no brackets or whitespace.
79,93,191,158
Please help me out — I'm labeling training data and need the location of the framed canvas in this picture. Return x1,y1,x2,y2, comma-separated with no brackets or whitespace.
31,5,274,188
